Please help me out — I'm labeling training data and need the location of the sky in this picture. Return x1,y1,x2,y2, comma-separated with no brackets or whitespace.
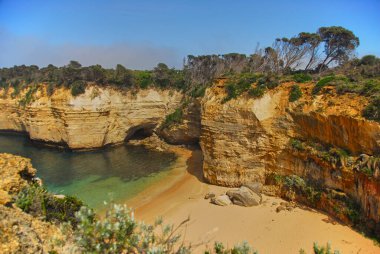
0,0,379,69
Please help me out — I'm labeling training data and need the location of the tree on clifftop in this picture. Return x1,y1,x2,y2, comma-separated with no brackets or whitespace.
318,26,359,71
298,32,322,70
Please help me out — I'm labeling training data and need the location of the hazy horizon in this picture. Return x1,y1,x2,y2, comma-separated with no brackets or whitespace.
1,0,379,69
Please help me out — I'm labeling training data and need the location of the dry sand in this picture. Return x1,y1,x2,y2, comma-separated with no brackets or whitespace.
126,147,380,254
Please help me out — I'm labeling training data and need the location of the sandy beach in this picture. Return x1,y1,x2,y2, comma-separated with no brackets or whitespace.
126,147,380,254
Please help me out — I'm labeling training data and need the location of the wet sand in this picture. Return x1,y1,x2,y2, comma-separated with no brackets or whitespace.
125,147,380,254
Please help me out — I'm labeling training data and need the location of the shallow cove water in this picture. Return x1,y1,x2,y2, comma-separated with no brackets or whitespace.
0,133,177,209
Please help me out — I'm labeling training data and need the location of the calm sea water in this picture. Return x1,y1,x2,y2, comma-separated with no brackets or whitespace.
0,133,176,209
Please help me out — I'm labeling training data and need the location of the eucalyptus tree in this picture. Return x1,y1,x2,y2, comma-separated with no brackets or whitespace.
318,26,359,71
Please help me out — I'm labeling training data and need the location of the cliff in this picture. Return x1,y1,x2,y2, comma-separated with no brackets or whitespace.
0,85,182,149
199,80,380,233
1,80,379,235
157,98,201,144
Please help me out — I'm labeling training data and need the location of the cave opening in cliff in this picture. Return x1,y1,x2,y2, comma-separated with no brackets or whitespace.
125,123,156,141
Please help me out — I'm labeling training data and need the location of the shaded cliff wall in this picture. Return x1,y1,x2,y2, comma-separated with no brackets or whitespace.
157,98,201,145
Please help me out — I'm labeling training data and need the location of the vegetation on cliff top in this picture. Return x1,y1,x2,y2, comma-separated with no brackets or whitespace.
1,25,379,121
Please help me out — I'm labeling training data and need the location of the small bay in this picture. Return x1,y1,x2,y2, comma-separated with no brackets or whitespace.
0,133,177,209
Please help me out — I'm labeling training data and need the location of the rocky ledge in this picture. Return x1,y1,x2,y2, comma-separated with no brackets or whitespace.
0,153,69,253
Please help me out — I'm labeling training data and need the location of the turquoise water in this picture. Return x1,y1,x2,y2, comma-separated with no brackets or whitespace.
0,133,176,209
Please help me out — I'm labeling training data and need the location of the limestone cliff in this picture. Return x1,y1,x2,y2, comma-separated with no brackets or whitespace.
0,85,183,149
199,80,380,229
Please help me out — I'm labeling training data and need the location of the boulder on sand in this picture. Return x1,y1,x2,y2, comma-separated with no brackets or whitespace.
204,192,216,200
211,194,232,206
242,182,263,194
226,186,262,207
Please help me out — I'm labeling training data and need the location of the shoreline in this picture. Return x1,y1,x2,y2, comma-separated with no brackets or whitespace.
124,146,379,254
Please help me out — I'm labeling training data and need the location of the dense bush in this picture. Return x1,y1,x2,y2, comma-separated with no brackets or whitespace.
189,85,207,98
292,73,312,83
312,76,335,94
15,184,83,225
363,96,380,122
248,85,266,98
223,83,239,102
73,204,192,254
360,79,380,96
71,80,86,96
257,74,279,89
163,108,183,127
135,70,152,89
0,62,187,96
289,85,302,102
222,73,278,102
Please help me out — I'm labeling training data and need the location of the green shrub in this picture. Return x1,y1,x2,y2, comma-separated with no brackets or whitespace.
360,167,374,176
292,73,312,83
190,85,207,98
15,184,83,225
223,83,238,103
0,79,7,89
206,241,257,254
335,82,360,94
257,74,280,89
135,71,152,89
71,80,86,96
19,85,38,107
312,76,335,95
11,81,21,98
312,242,340,254
360,55,378,66
163,108,183,127
360,79,380,96
47,82,55,96
74,204,192,254
289,85,302,102
363,96,380,122
248,85,266,98
290,138,304,150
284,175,306,190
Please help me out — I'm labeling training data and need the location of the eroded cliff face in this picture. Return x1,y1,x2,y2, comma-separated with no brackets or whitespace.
200,80,380,227
0,86,182,149
157,98,201,144
200,80,294,186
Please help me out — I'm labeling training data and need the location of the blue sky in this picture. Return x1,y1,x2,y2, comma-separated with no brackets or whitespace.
0,0,379,69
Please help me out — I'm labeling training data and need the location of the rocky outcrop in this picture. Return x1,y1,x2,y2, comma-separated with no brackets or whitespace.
0,153,70,253
0,86,182,149
0,153,37,205
157,99,201,145
200,80,292,186
0,205,68,254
